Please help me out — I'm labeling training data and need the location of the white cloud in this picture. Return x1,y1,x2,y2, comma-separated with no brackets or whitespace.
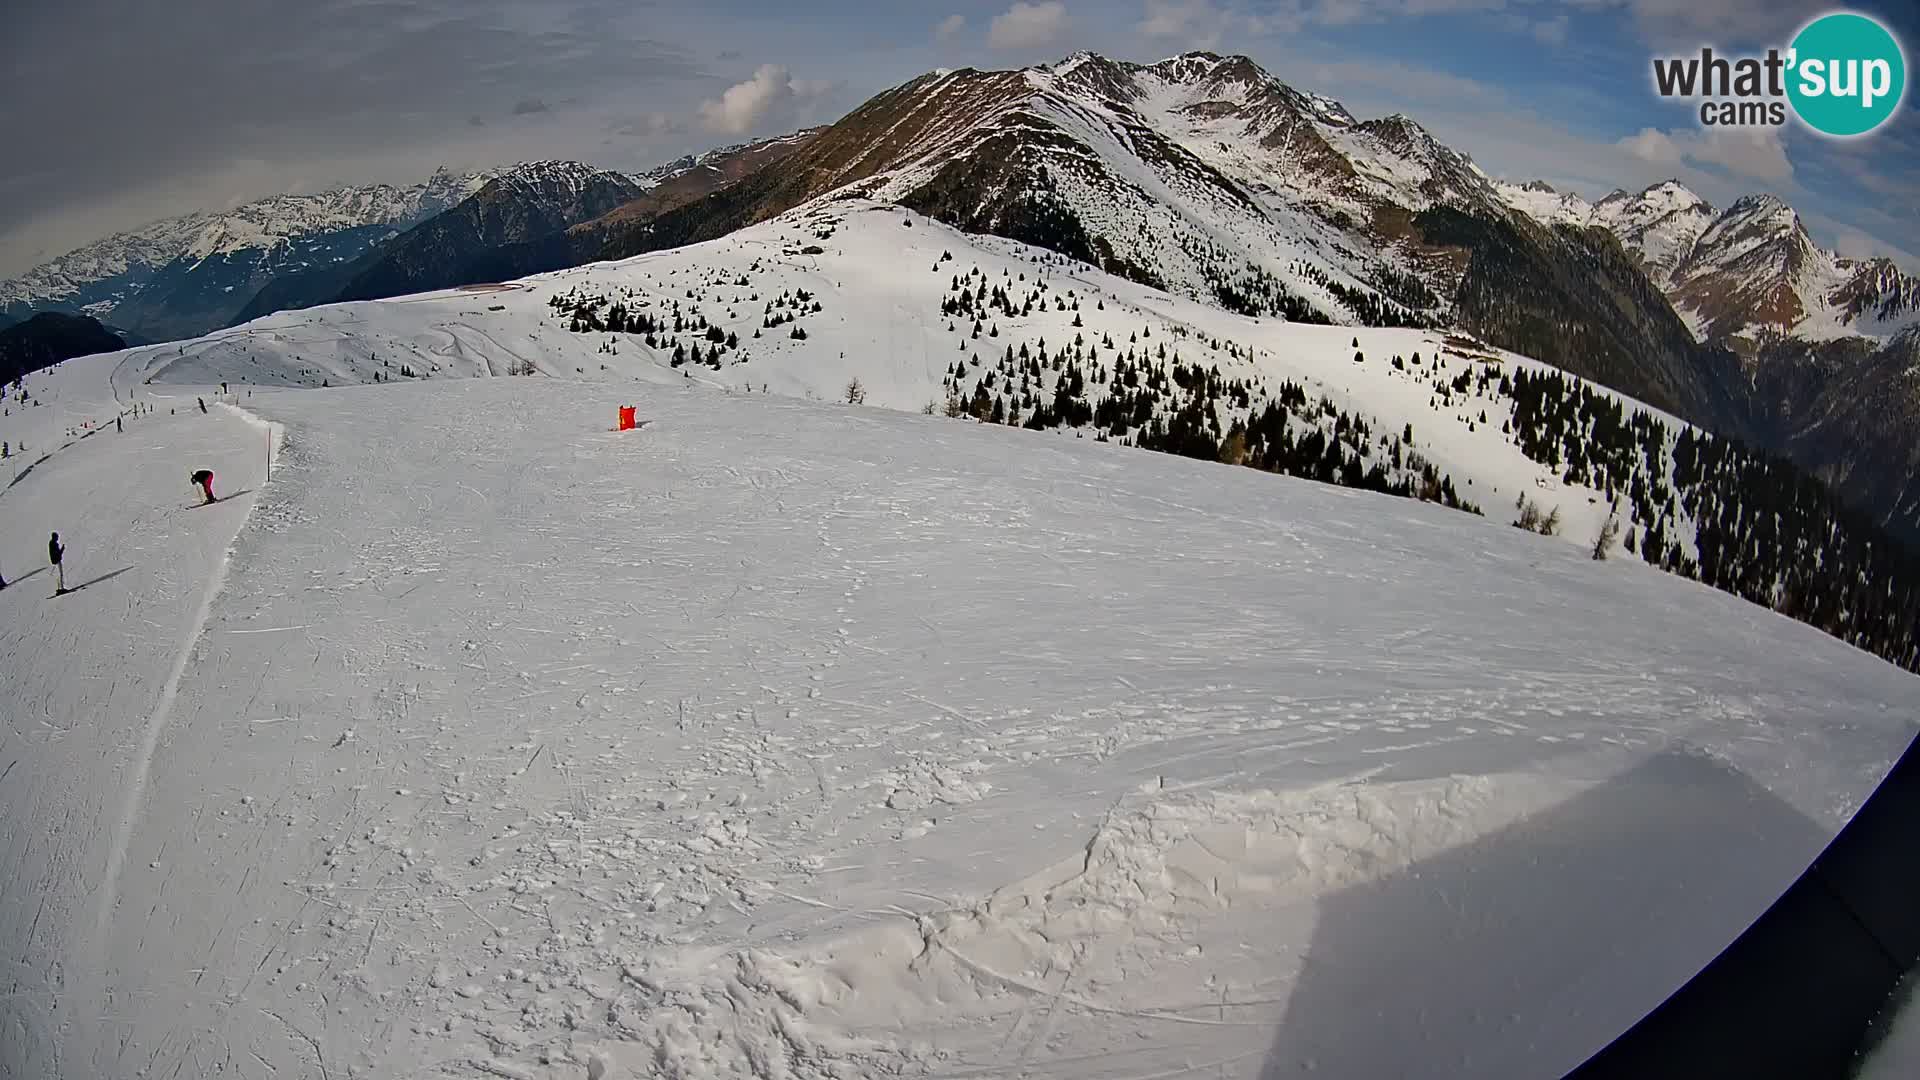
935,14,966,41
1493,11,1570,46
1139,0,1210,38
1618,126,1795,183
989,1,1070,49
1139,0,1268,47
1137,0,1295,47
696,64,831,136
1802,200,1920,270
1532,15,1569,46
1832,225,1894,259
1692,130,1795,183
1620,126,1685,164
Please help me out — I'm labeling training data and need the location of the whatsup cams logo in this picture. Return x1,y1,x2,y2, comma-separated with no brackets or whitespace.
1651,10,1906,137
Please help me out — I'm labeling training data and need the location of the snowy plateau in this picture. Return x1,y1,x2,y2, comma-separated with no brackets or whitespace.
1,203,1916,1080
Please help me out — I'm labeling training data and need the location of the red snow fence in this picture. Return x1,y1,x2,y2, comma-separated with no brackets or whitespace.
617,406,636,432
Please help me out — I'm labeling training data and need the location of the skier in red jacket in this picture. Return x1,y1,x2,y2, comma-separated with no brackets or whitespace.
191,469,215,505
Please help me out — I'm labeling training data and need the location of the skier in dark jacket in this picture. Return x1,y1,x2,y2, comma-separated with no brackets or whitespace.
191,469,215,504
49,532,64,594
198,397,207,414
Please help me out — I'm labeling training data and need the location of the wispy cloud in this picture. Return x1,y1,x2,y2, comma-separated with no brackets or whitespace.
1532,15,1570,45
935,14,967,41
990,2,1070,49
0,0,710,276
1136,0,1251,48
1611,0,1816,48
613,112,684,138
1618,126,1795,184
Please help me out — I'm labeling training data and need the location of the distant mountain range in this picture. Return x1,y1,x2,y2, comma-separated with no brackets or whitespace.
1495,178,1920,347
1494,177,1920,545
4,51,1916,544
401,130,821,293
0,139,822,344
0,169,493,340
230,160,651,321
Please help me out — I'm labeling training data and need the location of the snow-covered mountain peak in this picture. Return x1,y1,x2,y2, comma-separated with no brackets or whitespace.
1832,258,1920,331
1585,180,1710,223
1491,172,1915,345
419,164,491,204
1726,191,1790,213
1639,179,1709,210
1354,113,1443,157
1601,180,1713,226
1304,92,1359,126
1493,179,1595,228
486,160,621,197
1692,195,1814,267
1580,181,1717,286
1049,49,1102,74
1147,51,1267,92
1039,49,1145,104
1657,191,1847,342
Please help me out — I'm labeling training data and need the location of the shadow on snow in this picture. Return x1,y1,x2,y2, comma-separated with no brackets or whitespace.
1261,750,1827,1079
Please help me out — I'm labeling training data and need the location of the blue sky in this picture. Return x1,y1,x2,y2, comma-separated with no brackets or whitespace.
2,0,1915,275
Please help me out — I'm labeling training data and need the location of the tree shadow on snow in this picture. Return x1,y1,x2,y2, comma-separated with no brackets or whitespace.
1260,750,1829,1080
57,566,134,596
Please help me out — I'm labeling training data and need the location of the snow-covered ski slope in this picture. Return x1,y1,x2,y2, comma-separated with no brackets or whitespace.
110,202,1693,551
2,339,1916,1078
0,378,271,1078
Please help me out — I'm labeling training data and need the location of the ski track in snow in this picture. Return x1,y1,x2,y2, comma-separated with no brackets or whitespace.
84,403,277,1029
0,389,267,1080
0,361,1912,1079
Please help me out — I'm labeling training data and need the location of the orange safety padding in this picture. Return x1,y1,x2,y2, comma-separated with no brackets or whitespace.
617,406,636,431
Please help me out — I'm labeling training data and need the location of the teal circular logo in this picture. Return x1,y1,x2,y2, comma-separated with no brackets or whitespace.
1787,12,1906,136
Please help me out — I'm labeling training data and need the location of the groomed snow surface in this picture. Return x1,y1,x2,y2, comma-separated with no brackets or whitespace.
2,344,1916,1080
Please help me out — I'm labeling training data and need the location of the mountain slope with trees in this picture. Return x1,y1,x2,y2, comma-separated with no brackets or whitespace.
98,202,1920,674
0,312,126,384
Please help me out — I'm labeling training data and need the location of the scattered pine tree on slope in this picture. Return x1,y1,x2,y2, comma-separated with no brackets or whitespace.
540,238,1918,676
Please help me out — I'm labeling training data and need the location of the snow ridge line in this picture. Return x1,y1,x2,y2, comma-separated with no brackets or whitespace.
83,401,280,1015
